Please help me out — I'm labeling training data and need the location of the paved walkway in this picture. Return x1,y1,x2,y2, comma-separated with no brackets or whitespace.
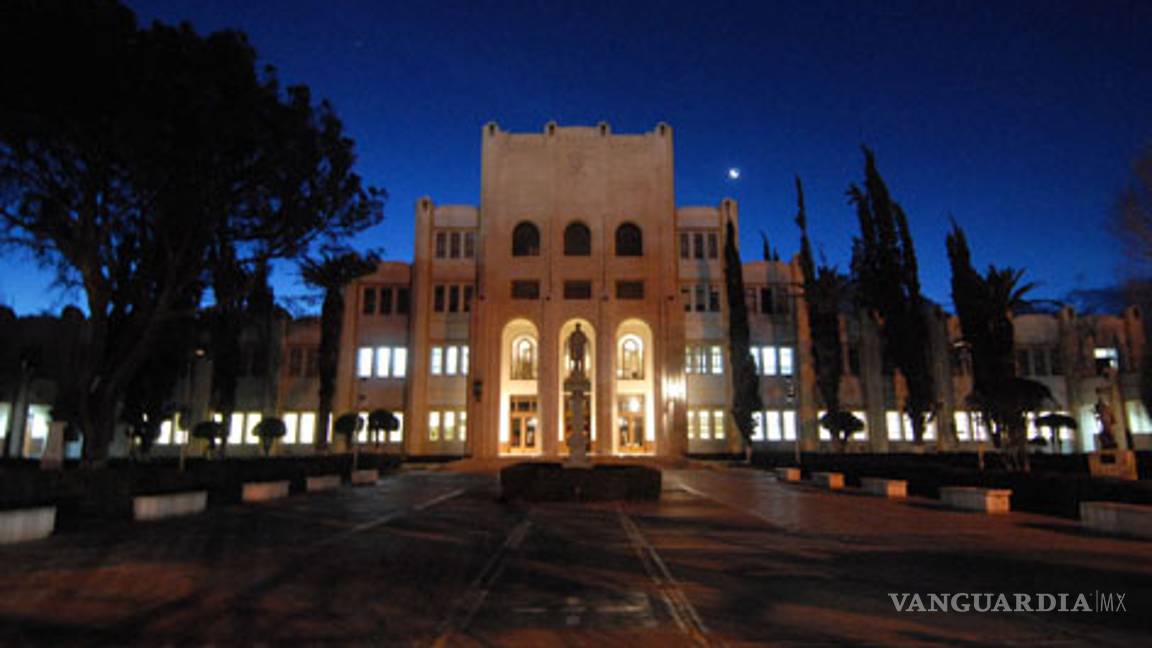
0,467,1148,645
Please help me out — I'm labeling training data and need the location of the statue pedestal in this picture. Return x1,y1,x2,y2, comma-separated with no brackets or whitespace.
1088,450,1138,481
564,375,591,468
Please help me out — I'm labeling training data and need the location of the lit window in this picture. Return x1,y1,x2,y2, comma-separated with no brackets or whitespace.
390,413,405,443
393,347,407,377
299,413,316,444
779,347,794,376
954,411,971,441
159,420,173,445
886,411,903,441
284,412,300,443
429,411,440,441
1127,400,1152,434
459,412,467,441
618,335,644,380
375,347,392,378
1094,347,1119,372
431,347,443,375
782,410,797,441
687,410,698,439
684,345,695,373
245,412,262,445
461,346,470,375
446,346,459,375
761,347,777,375
713,410,725,439
512,337,537,380
357,347,373,378
696,346,707,374
752,412,764,440
710,346,724,374
444,411,457,441
229,415,244,445
698,409,711,439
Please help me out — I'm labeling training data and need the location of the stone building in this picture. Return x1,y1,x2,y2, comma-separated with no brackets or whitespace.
1,123,1149,458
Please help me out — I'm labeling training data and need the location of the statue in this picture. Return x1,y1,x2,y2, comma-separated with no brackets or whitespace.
1094,397,1117,450
568,324,588,377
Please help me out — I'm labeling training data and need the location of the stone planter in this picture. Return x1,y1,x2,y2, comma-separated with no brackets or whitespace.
242,480,290,502
1079,501,1152,539
812,471,844,490
940,487,1011,513
133,491,207,521
306,475,342,492
351,469,379,485
0,507,56,544
860,477,908,499
774,467,801,482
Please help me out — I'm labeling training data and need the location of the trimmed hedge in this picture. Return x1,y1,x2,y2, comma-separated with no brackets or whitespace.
0,454,401,530
751,451,1152,518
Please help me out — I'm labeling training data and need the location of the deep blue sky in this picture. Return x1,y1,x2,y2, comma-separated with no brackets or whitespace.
3,0,1150,314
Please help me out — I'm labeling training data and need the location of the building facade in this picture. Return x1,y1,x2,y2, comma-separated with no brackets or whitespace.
2,123,1150,459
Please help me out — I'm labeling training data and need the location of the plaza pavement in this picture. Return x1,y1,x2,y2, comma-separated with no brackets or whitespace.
0,465,1148,646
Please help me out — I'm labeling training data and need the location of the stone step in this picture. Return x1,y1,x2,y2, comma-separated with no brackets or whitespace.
939,486,1011,514
306,475,342,492
812,471,844,490
1080,501,1152,539
351,469,379,485
133,491,207,521
0,507,56,544
774,467,802,482
860,477,908,499
242,480,290,503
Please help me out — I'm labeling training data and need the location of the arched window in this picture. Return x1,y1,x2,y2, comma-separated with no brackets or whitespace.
564,222,591,256
617,335,644,380
512,222,540,257
615,223,643,256
511,336,537,380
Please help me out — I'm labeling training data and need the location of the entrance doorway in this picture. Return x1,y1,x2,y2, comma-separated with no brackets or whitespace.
617,395,648,454
508,396,538,453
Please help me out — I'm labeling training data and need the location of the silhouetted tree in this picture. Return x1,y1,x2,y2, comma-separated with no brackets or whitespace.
948,220,1042,469
301,250,379,450
254,417,287,456
848,148,934,445
724,219,763,461
0,1,383,463
368,408,399,446
795,177,852,450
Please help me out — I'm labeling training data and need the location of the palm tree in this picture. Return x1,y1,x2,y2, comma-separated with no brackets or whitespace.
254,417,288,456
300,249,379,451
368,408,399,446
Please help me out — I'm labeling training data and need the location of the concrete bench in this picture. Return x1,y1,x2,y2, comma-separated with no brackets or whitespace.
812,471,845,490
351,469,379,485
940,487,1011,513
133,491,207,521
860,477,908,499
306,475,342,492
0,507,56,544
1079,501,1152,540
774,467,802,482
241,480,290,503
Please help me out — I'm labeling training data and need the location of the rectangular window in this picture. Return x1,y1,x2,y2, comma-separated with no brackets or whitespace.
761,347,777,375
380,287,393,315
687,410,697,439
765,410,782,441
752,412,764,440
511,280,540,299
397,288,410,314
362,287,376,315
391,413,405,443
712,410,725,439
444,411,457,441
886,410,903,441
430,347,443,375
459,412,467,441
954,411,971,441
681,286,691,312
750,348,761,374
306,349,319,377
449,231,461,258
698,409,711,439
461,346,470,375
696,346,708,374
782,410,797,441
707,232,718,258
463,285,474,312
1032,348,1048,376
434,285,445,312
694,285,706,312
693,233,704,259
1094,347,1119,373
1125,400,1151,434
779,347,794,376
616,280,644,300
435,232,446,258
464,231,475,258
710,345,724,374
283,412,299,444
375,347,391,378
393,347,407,377
564,280,592,300
684,345,695,373
1015,349,1030,375
357,347,373,378
446,345,459,375
708,285,720,312
679,233,689,259
299,412,316,445
759,287,773,315
428,411,440,442
448,285,460,312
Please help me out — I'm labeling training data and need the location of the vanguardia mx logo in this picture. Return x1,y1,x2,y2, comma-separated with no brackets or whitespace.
888,592,1127,613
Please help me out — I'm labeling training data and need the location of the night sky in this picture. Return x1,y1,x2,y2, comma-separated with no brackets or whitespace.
3,0,1150,314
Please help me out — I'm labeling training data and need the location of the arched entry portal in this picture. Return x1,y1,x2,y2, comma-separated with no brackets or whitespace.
557,319,596,455
614,319,656,455
499,319,540,456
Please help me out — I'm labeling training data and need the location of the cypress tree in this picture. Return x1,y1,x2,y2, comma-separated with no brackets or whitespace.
724,219,763,460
